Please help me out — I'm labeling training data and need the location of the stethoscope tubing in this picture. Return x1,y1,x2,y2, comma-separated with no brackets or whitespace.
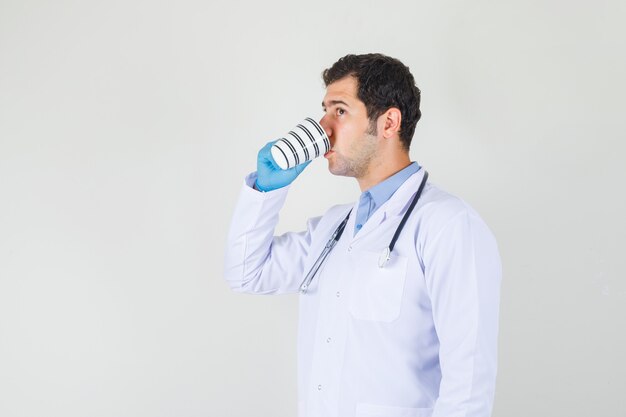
299,170,429,294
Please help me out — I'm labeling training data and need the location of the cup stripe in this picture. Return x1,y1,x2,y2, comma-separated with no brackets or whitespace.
297,123,320,157
279,138,300,166
305,117,325,137
305,117,329,153
288,130,309,162
273,143,289,169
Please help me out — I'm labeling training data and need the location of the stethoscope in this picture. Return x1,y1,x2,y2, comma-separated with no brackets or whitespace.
299,170,429,294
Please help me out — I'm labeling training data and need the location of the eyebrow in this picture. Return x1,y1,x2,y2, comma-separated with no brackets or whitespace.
322,99,350,109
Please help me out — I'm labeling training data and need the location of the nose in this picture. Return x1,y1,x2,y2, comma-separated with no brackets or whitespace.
319,115,333,141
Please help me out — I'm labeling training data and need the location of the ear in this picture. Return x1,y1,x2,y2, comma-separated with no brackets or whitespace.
380,108,402,139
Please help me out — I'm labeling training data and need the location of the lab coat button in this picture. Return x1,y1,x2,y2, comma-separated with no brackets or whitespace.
326,337,332,343
348,246,352,252
336,291,341,298
317,384,322,391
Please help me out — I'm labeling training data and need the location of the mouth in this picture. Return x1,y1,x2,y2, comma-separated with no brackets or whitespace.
324,150,334,158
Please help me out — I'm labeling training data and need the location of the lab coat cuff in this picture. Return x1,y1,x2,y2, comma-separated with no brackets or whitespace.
243,172,291,198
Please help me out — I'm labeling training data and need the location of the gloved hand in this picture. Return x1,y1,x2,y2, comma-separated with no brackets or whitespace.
255,141,312,192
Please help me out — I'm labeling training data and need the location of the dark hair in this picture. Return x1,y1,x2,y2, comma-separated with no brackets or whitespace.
322,53,421,150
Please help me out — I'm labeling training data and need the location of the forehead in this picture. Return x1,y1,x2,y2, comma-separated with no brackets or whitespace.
323,76,360,106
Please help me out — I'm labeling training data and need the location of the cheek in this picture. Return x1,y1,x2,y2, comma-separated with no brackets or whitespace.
335,124,354,144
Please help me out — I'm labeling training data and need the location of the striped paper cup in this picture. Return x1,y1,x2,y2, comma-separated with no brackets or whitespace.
270,117,330,170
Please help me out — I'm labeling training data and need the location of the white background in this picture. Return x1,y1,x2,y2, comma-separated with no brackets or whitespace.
1,1,625,416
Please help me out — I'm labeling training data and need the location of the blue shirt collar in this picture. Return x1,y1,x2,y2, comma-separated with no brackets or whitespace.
365,162,421,208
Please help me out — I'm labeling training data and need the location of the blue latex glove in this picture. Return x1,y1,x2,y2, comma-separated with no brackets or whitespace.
255,141,312,192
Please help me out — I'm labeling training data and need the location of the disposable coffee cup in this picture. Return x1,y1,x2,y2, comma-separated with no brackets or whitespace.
271,117,330,170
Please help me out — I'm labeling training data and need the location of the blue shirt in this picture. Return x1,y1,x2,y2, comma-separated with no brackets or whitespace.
354,162,421,236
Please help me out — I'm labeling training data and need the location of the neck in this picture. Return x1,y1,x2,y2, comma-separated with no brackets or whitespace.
357,153,412,192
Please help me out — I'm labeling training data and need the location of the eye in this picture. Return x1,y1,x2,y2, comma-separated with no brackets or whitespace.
336,108,346,116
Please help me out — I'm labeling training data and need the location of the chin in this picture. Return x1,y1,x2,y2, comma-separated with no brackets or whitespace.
327,164,350,177
326,155,353,177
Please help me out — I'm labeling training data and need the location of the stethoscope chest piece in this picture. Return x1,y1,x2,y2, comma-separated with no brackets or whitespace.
378,247,391,268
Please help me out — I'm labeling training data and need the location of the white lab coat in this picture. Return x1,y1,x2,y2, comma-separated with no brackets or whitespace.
224,168,502,417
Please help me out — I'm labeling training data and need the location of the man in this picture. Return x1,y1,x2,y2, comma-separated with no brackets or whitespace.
224,53,502,417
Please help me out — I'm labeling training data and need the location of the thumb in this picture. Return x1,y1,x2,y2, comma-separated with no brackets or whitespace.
294,159,312,175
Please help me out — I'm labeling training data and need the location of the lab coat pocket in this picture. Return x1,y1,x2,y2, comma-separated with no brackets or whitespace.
356,403,433,417
349,250,408,322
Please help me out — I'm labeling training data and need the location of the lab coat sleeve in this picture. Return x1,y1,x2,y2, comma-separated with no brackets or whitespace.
423,208,502,417
223,173,321,295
